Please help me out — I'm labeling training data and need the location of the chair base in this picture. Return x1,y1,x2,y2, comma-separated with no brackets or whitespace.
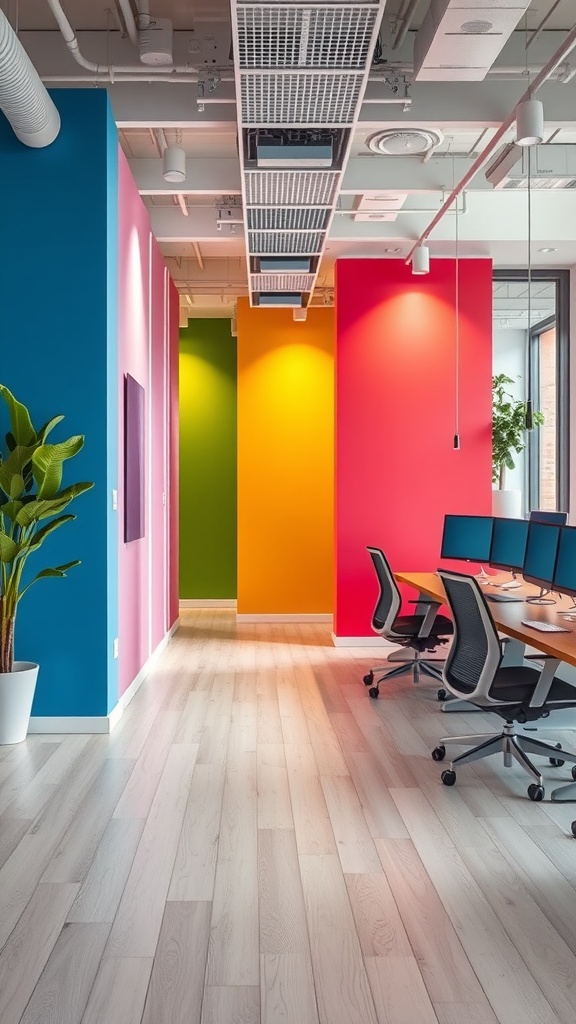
365,648,445,697
437,721,576,798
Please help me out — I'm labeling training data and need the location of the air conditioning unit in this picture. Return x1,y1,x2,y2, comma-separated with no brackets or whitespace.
259,257,311,272
256,140,333,168
258,293,303,307
486,144,576,190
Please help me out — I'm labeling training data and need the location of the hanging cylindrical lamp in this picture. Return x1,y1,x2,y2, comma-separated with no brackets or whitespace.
411,244,430,275
516,98,544,147
162,145,186,183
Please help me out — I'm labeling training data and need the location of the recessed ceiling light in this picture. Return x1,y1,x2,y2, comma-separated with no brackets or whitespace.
538,247,558,253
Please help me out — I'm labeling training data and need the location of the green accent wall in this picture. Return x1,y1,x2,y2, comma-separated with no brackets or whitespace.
179,320,237,598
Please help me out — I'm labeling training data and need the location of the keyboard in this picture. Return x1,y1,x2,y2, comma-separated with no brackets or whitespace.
486,594,523,603
521,620,571,633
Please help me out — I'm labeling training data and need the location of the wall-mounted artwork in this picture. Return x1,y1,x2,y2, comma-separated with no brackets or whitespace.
124,373,145,542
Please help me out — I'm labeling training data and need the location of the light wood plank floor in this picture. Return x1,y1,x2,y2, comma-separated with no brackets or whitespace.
2,610,576,1024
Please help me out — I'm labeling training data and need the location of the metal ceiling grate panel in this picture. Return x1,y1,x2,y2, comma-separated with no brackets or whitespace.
237,8,379,70
240,72,363,125
240,0,381,5
251,273,316,291
247,207,329,230
249,230,324,253
245,170,339,206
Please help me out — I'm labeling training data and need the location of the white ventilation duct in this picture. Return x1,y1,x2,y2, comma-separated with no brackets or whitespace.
0,10,60,147
413,0,532,82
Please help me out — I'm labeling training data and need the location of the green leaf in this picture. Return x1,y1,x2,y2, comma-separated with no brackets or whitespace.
37,415,65,443
0,534,20,562
0,386,36,446
15,481,93,527
25,514,76,554
0,500,23,521
19,560,81,600
31,436,85,498
0,444,38,499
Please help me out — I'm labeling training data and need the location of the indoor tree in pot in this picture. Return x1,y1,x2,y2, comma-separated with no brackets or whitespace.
492,373,543,518
0,385,93,743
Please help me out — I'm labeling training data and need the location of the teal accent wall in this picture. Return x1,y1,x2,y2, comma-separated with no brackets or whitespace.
179,320,237,598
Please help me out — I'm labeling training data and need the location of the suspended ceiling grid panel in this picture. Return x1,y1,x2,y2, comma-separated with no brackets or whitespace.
231,0,387,303
251,273,317,291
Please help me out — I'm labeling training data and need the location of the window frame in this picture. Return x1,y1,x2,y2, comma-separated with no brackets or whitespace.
493,268,570,513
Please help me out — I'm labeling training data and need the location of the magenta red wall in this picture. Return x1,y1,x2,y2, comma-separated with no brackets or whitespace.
335,258,493,638
118,148,179,695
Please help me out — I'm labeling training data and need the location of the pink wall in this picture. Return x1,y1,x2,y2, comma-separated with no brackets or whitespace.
335,258,493,638
118,148,179,696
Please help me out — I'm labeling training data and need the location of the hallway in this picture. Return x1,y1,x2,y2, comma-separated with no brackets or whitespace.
1,611,576,1023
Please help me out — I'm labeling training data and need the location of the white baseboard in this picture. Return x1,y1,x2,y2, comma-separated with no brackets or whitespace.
236,613,333,623
331,634,398,647
180,599,237,608
28,619,180,736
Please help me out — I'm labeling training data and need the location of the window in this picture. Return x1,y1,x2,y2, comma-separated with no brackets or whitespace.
493,269,569,515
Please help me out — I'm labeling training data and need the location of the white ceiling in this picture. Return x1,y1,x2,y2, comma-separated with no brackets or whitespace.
8,0,576,317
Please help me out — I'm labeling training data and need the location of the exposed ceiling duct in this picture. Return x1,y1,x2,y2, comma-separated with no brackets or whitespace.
230,0,387,307
413,0,533,82
486,144,576,190
0,9,60,147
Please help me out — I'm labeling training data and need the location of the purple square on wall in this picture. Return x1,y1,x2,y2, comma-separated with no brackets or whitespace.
124,373,145,542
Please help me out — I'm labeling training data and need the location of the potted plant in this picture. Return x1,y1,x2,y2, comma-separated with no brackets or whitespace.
0,385,93,743
492,373,543,518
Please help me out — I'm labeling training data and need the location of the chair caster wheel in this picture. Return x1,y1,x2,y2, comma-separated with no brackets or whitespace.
441,769,456,786
528,784,545,802
368,687,379,699
571,765,576,782
437,688,447,702
571,821,576,838
432,745,446,762
363,672,374,686
550,743,564,767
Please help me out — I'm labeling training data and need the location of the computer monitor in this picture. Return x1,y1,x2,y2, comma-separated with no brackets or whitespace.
529,510,568,526
441,515,494,563
489,517,529,575
523,521,562,604
552,527,576,612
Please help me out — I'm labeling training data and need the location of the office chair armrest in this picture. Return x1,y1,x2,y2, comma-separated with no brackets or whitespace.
405,598,436,634
529,658,561,707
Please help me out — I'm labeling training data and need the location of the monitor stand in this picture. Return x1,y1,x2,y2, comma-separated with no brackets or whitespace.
475,565,490,585
499,571,522,590
526,587,556,606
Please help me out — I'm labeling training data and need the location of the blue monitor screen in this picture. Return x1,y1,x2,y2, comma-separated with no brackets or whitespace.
529,510,568,525
553,526,576,597
489,517,529,572
441,515,494,562
523,521,561,589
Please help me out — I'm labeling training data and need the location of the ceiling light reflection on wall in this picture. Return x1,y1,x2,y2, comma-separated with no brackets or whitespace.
515,99,544,147
411,245,430,275
163,145,186,183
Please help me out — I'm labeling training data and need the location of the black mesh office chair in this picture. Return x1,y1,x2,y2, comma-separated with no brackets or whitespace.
362,547,453,698
432,569,576,803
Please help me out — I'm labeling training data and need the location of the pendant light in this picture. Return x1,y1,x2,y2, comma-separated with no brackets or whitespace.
453,156,461,450
412,244,430,275
516,99,544,147
525,146,534,429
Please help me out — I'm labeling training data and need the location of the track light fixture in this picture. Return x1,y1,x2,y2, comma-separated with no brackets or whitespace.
411,245,430,275
162,145,186,183
515,98,544,147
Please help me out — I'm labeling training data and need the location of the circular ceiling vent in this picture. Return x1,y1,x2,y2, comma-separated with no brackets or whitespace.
367,129,443,156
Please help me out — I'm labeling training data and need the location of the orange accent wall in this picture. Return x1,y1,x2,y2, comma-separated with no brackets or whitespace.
237,299,334,614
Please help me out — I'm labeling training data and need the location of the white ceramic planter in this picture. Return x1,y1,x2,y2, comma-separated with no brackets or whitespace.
492,489,522,519
0,662,39,744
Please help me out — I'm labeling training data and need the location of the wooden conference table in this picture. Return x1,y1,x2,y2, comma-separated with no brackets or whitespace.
396,570,576,672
